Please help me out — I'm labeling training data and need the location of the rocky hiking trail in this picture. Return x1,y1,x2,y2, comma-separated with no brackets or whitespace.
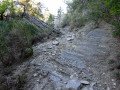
13,21,120,90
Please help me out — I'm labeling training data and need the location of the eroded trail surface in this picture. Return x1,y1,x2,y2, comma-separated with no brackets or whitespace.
14,21,120,90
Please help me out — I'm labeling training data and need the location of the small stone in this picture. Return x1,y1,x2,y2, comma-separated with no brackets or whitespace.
112,79,115,82
38,64,41,66
107,87,110,90
113,82,116,86
56,38,59,40
52,54,56,56
47,46,52,49
102,73,105,75
80,80,90,85
52,41,59,45
54,65,57,68
70,75,74,79
42,49,47,52
64,82,67,84
33,73,38,77
67,37,74,41
37,79,40,82
67,35,72,37
48,52,51,55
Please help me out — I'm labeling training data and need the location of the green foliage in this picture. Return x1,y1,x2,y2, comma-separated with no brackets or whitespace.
63,0,120,33
57,7,63,24
0,0,17,20
0,0,10,20
104,13,111,21
22,47,33,58
108,53,120,80
113,70,120,79
0,19,38,65
63,0,105,28
9,0,16,16
27,2,43,19
0,21,9,60
17,73,27,89
57,7,63,17
106,0,120,15
9,19,38,45
47,14,54,24
0,0,10,13
0,40,8,54
0,0,43,19
61,14,70,27
111,21,120,36
87,0,105,21
105,0,120,36
74,16,87,27
0,21,10,34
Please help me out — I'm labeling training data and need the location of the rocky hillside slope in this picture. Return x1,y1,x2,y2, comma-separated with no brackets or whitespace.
7,20,120,90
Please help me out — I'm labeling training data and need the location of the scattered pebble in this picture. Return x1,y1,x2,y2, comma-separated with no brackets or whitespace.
52,54,56,56
52,41,59,45
37,79,40,82
111,79,115,82
113,82,116,86
80,80,90,85
33,73,38,77
107,87,110,90
67,37,74,41
42,49,47,52
47,46,52,49
64,82,67,84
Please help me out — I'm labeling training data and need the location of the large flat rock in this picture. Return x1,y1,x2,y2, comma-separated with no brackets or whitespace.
55,51,86,69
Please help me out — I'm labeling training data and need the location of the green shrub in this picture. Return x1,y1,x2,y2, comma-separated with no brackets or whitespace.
64,0,120,35
104,13,111,21
88,0,105,21
105,0,120,36
106,0,120,15
75,16,87,27
111,21,120,36
108,57,120,80
0,21,9,63
61,14,70,27
113,69,120,79
64,0,106,28
7,19,38,45
0,19,38,65
22,47,33,58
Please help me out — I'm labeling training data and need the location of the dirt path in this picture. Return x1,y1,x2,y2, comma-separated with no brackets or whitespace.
13,21,119,90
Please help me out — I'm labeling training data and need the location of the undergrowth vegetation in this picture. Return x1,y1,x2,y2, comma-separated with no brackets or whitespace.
62,0,120,35
0,19,39,66
108,53,120,80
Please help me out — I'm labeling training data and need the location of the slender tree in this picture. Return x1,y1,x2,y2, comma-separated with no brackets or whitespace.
19,0,31,16
57,7,63,25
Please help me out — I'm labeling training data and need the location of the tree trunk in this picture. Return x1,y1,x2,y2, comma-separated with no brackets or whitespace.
0,13,4,20
22,6,26,17
22,0,29,17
